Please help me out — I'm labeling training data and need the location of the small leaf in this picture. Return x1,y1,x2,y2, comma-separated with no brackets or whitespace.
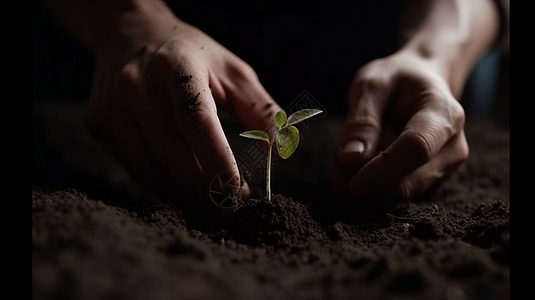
287,109,323,126
275,126,299,159
274,111,287,129
239,130,270,143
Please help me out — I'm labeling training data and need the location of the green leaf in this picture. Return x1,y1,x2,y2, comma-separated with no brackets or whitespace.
286,109,323,126
274,111,287,129
275,126,299,159
239,130,270,143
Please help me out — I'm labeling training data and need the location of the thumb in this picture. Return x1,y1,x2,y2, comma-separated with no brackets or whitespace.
337,118,379,172
337,81,388,172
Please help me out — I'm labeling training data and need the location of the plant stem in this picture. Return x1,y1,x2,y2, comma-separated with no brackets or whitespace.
266,141,272,201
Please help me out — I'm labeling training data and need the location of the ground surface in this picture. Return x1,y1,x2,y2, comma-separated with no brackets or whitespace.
32,101,509,300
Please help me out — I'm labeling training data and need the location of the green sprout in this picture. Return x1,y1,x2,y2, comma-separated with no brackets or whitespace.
239,108,323,201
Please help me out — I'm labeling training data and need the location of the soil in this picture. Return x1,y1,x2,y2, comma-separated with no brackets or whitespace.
32,101,509,300
174,71,201,120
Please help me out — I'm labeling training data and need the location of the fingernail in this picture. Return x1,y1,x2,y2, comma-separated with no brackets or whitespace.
342,140,365,155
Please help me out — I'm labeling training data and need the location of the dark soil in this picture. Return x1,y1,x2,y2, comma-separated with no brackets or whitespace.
32,101,509,300
174,71,201,120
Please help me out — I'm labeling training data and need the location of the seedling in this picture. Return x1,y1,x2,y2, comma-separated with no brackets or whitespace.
239,108,323,201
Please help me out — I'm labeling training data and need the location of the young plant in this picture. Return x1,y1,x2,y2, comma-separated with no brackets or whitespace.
239,108,323,201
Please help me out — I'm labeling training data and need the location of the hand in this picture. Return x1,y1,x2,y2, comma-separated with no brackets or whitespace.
331,51,469,210
84,14,281,206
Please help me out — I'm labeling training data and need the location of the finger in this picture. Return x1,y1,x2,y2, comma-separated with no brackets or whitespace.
210,61,283,138
169,71,248,198
391,130,469,200
208,60,283,165
336,77,391,171
349,104,461,201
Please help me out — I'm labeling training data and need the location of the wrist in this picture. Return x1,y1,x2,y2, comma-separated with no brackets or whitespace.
398,34,476,99
395,0,501,99
397,39,464,98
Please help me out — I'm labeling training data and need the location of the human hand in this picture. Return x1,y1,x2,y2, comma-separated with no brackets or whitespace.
331,51,469,210
84,9,281,207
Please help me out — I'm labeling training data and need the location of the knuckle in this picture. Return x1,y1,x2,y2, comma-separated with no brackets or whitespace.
352,76,388,97
227,59,259,84
152,48,197,83
393,181,412,201
460,140,470,162
453,135,470,168
450,101,466,128
343,113,381,137
152,43,191,70
402,129,435,165
423,88,466,133
114,66,141,89
394,174,431,201
151,49,175,66
183,100,217,126
354,113,381,130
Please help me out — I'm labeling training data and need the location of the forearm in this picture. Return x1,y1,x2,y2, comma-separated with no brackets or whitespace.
397,0,501,98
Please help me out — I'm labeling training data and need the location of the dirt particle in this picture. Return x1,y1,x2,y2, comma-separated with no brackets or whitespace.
175,71,193,84
174,71,201,121
183,91,201,121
